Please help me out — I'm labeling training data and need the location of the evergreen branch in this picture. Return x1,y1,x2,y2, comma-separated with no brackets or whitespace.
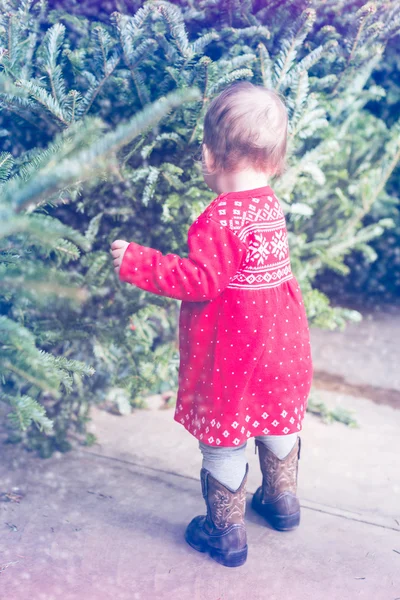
224,25,271,40
190,32,219,56
0,213,91,251
141,166,160,206
0,315,36,353
111,4,153,35
284,40,339,89
140,132,181,159
207,67,253,97
93,25,110,77
48,353,95,378
258,42,273,88
2,360,56,397
12,140,65,183
41,23,67,107
8,11,14,64
155,31,180,64
189,57,211,144
0,151,14,181
287,70,309,131
14,78,69,126
1,314,94,396
127,38,158,68
0,90,44,129
63,89,80,123
337,142,400,242
111,12,154,105
155,2,191,58
91,26,121,79
80,55,121,117
7,394,54,434
274,8,316,91
85,212,103,247
0,261,87,302
332,3,378,95
218,53,256,70
348,3,377,66
2,275,89,302
121,136,146,167
9,88,201,211
130,67,150,107
84,252,109,286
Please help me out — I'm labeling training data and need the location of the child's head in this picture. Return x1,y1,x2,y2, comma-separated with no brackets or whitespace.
202,81,288,183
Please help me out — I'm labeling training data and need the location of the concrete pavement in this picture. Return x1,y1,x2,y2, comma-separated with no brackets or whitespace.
1,388,399,600
311,304,400,398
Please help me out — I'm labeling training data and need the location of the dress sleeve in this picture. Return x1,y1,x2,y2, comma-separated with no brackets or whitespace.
118,216,246,301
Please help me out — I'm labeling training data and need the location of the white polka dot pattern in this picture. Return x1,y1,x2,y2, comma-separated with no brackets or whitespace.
119,185,313,447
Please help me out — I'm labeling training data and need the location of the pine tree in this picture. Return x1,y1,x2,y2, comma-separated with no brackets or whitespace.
0,0,200,452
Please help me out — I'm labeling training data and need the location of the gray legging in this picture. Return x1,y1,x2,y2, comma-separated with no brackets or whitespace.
199,433,298,491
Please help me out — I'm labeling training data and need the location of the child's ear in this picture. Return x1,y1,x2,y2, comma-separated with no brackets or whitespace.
202,143,215,172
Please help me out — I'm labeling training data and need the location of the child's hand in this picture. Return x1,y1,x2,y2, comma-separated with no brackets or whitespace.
111,239,129,274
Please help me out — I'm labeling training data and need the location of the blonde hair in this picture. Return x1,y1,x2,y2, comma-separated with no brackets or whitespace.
203,81,288,176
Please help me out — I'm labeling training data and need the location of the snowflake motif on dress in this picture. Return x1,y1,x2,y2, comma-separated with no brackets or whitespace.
246,233,270,266
270,230,288,260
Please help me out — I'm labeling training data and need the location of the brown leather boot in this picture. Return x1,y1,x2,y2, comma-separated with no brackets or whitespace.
252,437,301,531
185,464,248,567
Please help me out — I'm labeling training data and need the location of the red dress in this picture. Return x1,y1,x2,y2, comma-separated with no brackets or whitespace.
119,185,313,447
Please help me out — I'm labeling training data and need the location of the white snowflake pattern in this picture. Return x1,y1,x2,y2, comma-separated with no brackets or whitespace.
272,420,279,427
223,430,229,437
231,421,239,429
252,421,260,428
261,412,269,420
246,233,270,266
245,415,251,423
281,410,288,418
270,230,288,260
233,438,241,445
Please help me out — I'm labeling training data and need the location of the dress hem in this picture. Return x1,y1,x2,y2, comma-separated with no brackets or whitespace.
173,412,305,447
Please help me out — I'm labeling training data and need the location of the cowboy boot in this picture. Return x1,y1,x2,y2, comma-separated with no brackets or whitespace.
185,464,248,567
252,437,301,531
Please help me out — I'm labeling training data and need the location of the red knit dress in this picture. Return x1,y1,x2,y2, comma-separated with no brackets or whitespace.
119,185,313,447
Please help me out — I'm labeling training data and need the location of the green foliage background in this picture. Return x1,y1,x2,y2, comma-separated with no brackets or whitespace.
0,0,399,456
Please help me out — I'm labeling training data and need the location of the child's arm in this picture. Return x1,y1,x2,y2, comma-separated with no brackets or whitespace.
114,216,246,302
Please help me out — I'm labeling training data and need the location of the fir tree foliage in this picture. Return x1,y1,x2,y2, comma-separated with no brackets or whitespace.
0,0,399,452
0,1,200,450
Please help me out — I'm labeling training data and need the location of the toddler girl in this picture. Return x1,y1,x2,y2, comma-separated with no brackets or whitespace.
111,81,313,568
